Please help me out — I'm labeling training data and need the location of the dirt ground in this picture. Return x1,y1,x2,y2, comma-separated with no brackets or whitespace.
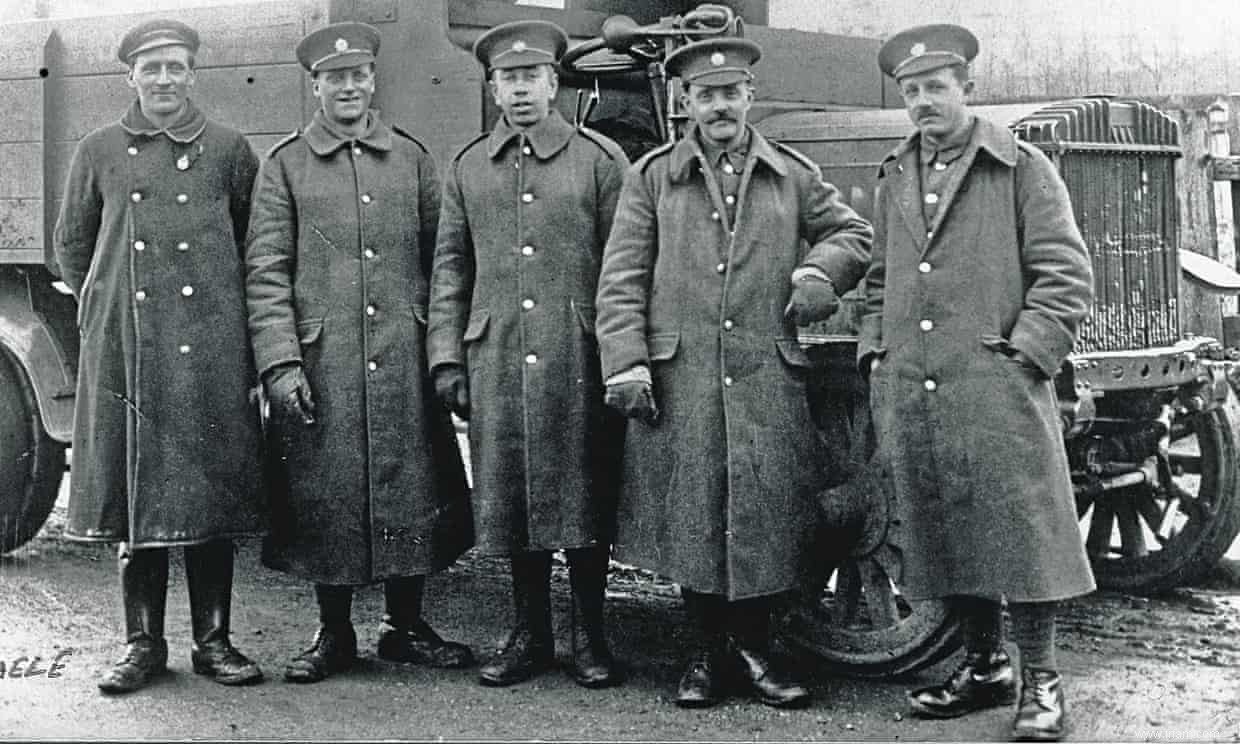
2,502,1239,742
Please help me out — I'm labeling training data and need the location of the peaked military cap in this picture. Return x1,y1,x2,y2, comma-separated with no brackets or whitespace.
665,37,761,87
117,18,200,65
878,23,979,80
473,20,568,70
296,22,381,73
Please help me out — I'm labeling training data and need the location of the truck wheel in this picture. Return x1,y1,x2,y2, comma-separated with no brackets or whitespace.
0,348,67,553
778,457,961,678
1077,381,1240,594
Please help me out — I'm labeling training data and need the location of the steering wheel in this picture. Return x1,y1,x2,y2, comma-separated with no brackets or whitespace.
559,4,743,78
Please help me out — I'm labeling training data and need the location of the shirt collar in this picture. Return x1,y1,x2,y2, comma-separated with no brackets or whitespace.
486,109,575,160
120,98,207,143
919,116,976,165
882,113,1018,175
697,127,751,168
303,109,392,156
669,125,786,183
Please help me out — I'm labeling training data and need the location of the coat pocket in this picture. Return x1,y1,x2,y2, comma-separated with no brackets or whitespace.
463,310,490,343
647,332,680,362
412,304,428,327
296,319,324,346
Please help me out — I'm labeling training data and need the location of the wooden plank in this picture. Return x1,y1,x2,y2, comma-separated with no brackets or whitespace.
0,19,51,79
747,25,888,109
0,198,41,251
0,143,41,198
0,80,42,142
190,65,306,135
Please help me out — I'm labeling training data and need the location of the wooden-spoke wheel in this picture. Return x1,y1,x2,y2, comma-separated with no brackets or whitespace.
0,348,67,553
1076,381,1240,594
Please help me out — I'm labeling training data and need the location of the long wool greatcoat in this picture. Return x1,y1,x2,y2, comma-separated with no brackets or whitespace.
857,115,1096,602
427,111,629,555
246,111,471,585
54,101,265,548
595,127,873,600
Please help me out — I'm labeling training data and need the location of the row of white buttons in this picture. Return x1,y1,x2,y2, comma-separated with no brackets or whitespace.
133,241,191,252
134,287,194,300
130,192,190,203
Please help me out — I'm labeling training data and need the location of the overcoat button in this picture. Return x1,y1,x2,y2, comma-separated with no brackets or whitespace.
368,361,378,371
133,240,145,251
924,379,937,392
525,353,538,365
127,146,139,156
924,193,939,205
723,163,735,175
926,230,934,240
919,319,934,332
521,193,534,203
723,376,734,386
361,194,372,204
131,192,142,202
522,299,535,310
176,193,188,204
933,161,947,171
366,305,376,316
522,146,532,156
521,245,534,256
181,285,194,297
918,261,932,274
177,241,189,251
715,262,725,274
710,211,720,221
723,319,734,330
364,248,376,259
179,344,191,354
724,195,735,205
135,290,147,301
353,146,362,156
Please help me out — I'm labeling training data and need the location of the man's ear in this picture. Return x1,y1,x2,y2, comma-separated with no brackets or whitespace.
963,78,975,97
488,76,501,106
126,67,138,91
547,67,559,98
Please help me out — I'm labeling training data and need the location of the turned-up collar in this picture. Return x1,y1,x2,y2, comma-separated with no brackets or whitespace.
668,124,787,183
882,113,1017,174
119,98,207,143
303,109,393,156
486,109,574,160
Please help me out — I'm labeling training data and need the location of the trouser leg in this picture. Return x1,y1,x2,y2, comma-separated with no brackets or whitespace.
674,589,728,708
283,584,357,684
478,551,554,686
909,595,1016,719
1010,601,1066,741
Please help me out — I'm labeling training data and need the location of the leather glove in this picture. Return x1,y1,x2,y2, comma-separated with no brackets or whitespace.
605,380,659,425
784,275,841,326
433,364,470,421
264,362,315,425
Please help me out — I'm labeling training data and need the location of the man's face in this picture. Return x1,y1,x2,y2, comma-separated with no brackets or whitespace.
898,66,974,142
127,45,195,119
490,64,557,128
313,63,375,127
683,81,753,148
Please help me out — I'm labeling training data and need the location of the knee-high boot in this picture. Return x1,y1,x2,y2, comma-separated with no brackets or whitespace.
184,539,263,685
675,589,728,707
478,551,553,686
377,575,474,668
567,546,621,688
726,596,809,708
98,545,169,694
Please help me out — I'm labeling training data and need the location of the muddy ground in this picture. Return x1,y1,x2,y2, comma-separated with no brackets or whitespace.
2,502,1240,742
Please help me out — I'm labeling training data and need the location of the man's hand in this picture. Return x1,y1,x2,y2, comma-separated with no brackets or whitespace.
784,274,840,326
264,362,315,425
433,364,470,420
605,380,659,425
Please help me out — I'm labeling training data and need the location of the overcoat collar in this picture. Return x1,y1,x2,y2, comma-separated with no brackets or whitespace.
120,98,207,143
486,110,574,160
304,109,393,155
668,124,786,183
879,115,1019,250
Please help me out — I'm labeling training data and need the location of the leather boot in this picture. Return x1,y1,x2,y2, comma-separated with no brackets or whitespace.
726,597,810,709
185,540,263,685
1011,667,1066,741
478,552,554,687
98,546,170,694
909,649,1017,719
284,584,357,683
675,590,729,708
567,546,621,688
377,575,474,668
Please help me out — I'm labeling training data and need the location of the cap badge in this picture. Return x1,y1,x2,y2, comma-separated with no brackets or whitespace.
710,51,726,66
512,40,527,53
910,42,926,57
334,38,349,52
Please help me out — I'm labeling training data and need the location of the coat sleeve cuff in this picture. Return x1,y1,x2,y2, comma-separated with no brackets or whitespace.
600,331,649,381
1010,312,1074,379
426,327,464,372
252,326,301,378
605,365,652,386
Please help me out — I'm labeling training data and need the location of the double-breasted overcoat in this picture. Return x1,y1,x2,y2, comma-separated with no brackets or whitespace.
246,111,471,585
595,126,873,600
54,100,265,548
857,115,1096,602
427,111,628,555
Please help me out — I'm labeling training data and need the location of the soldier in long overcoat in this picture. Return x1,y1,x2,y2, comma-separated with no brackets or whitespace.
245,22,473,684
595,38,873,708
858,25,1095,740
53,20,265,693
427,21,628,689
